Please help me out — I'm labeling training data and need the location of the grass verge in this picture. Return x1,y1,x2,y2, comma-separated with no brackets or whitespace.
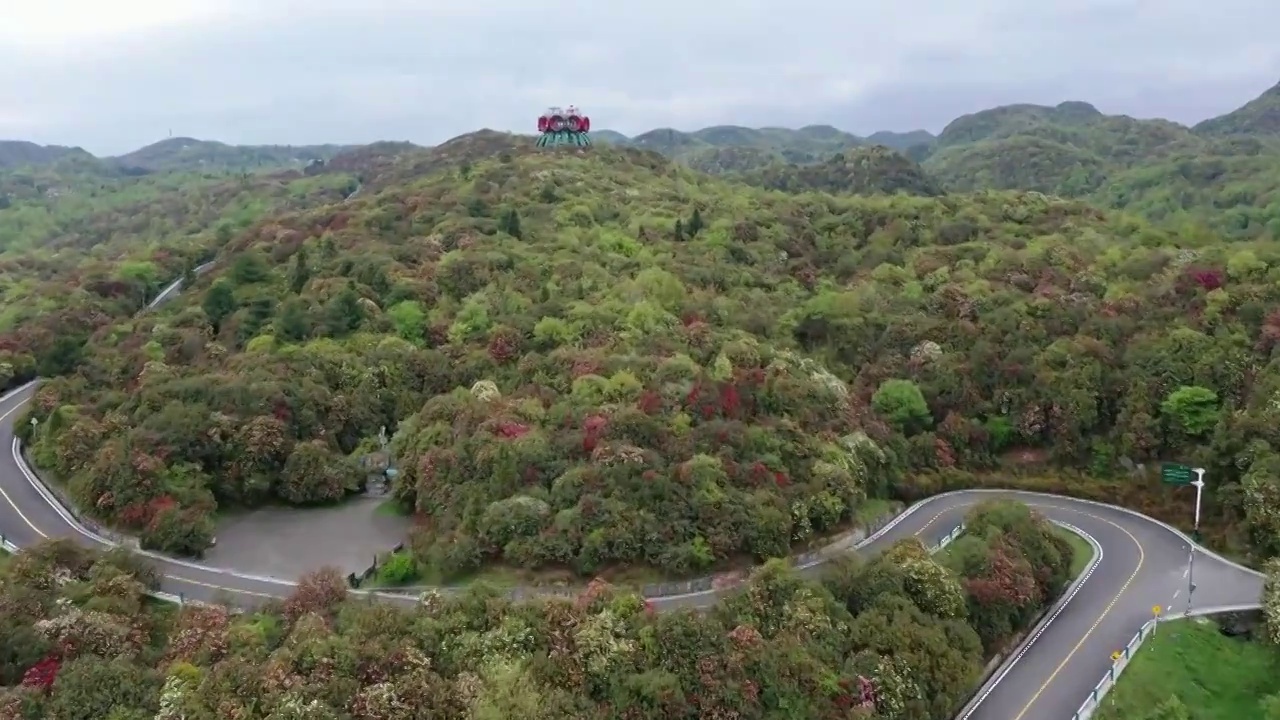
1057,526,1094,578
1094,618,1280,720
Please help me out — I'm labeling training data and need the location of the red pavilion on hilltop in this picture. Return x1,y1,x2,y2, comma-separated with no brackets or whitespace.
536,105,592,147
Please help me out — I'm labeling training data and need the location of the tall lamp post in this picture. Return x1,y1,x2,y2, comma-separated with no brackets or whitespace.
1185,467,1205,615
1161,462,1205,615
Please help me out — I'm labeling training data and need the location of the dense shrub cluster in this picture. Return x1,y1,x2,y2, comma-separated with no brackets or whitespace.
0,158,359,394
0,501,1073,720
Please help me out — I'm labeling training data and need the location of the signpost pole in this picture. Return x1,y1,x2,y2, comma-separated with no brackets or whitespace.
1161,462,1204,615
1186,468,1206,615
1191,468,1205,534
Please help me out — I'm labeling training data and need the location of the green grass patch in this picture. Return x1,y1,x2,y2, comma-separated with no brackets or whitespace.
1055,526,1094,578
376,498,411,517
854,498,898,525
1094,618,1280,720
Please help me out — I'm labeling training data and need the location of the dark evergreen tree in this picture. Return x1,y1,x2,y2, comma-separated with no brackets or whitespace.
688,207,704,236
325,280,364,336
500,208,523,239
288,248,311,295
201,279,237,333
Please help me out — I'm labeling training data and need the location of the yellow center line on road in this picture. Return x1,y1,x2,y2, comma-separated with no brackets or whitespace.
1010,507,1145,720
912,503,974,537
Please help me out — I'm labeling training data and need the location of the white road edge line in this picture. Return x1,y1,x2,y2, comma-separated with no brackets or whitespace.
10,429,299,588
958,520,1103,720
0,398,49,540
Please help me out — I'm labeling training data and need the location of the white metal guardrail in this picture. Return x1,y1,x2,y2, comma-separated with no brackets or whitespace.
1070,603,1263,720
931,524,965,553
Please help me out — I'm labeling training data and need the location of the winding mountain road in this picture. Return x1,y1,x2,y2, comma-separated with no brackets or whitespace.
0,270,1265,719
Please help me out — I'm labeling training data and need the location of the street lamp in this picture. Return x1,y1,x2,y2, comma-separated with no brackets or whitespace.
1185,467,1205,614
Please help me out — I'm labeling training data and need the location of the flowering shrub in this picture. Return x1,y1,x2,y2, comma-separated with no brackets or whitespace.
20,655,59,692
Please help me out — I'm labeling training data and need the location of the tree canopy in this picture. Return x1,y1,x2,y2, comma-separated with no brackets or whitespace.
0,500,1073,719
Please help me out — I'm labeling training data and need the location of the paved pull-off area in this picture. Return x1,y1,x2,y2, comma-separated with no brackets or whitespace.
0,270,1264,719
207,500,409,578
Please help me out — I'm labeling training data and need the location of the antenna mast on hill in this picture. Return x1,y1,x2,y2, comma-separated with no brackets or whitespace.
535,105,592,148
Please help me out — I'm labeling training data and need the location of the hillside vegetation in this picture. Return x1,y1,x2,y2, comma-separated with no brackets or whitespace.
733,146,944,196
0,157,362,394
11,133,1280,579
912,91,1280,239
3,77,1280,719
599,124,934,173
111,138,354,173
0,141,94,170
0,500,1075,720
1,137,355,175
610,81,1280,240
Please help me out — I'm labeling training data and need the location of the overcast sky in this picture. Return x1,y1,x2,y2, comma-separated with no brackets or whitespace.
3,0,1278,156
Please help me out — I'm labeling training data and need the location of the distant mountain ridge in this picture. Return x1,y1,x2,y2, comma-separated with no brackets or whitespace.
0,141,95,169
111,137,356,172
0,137,358,175
1193,79,1280,139
4,76,1278,238
594,124,936,164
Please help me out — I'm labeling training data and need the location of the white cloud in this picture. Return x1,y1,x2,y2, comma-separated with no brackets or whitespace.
1,0,232,51
0,0,1276,154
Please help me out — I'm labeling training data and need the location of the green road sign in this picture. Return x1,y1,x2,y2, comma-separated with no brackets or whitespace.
1161,463,1193,485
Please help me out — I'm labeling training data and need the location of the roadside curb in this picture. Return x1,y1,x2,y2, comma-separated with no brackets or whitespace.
953,520,1103,719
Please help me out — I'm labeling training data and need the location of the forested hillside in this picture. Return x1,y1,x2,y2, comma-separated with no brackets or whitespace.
608,80,1280,240
4,73,1280,720
914,88,1280,239
0,137,354,175
12,132,1280,577
0,141,94,170
0,157,362,393
111,137,354,173
0,501,1076,720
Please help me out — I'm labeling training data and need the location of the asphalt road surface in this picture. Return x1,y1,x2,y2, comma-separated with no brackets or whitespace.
0,266,1265,718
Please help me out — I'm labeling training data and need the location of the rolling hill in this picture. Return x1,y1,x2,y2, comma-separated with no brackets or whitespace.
0,137,357,176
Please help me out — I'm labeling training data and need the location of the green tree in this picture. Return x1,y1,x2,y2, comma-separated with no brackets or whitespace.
1261,693,1280,720
1161,385,1220,437
140,505,215,556
275,297,310,342
287,247,311,294
230,251,270,285
279,440,364,504
324,281,363,336
687,207,704,236
47,657,161,720
1262,558,1280,645
201,279,237,332
872,378,932,434
499,208,523,239
387,300,426,342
